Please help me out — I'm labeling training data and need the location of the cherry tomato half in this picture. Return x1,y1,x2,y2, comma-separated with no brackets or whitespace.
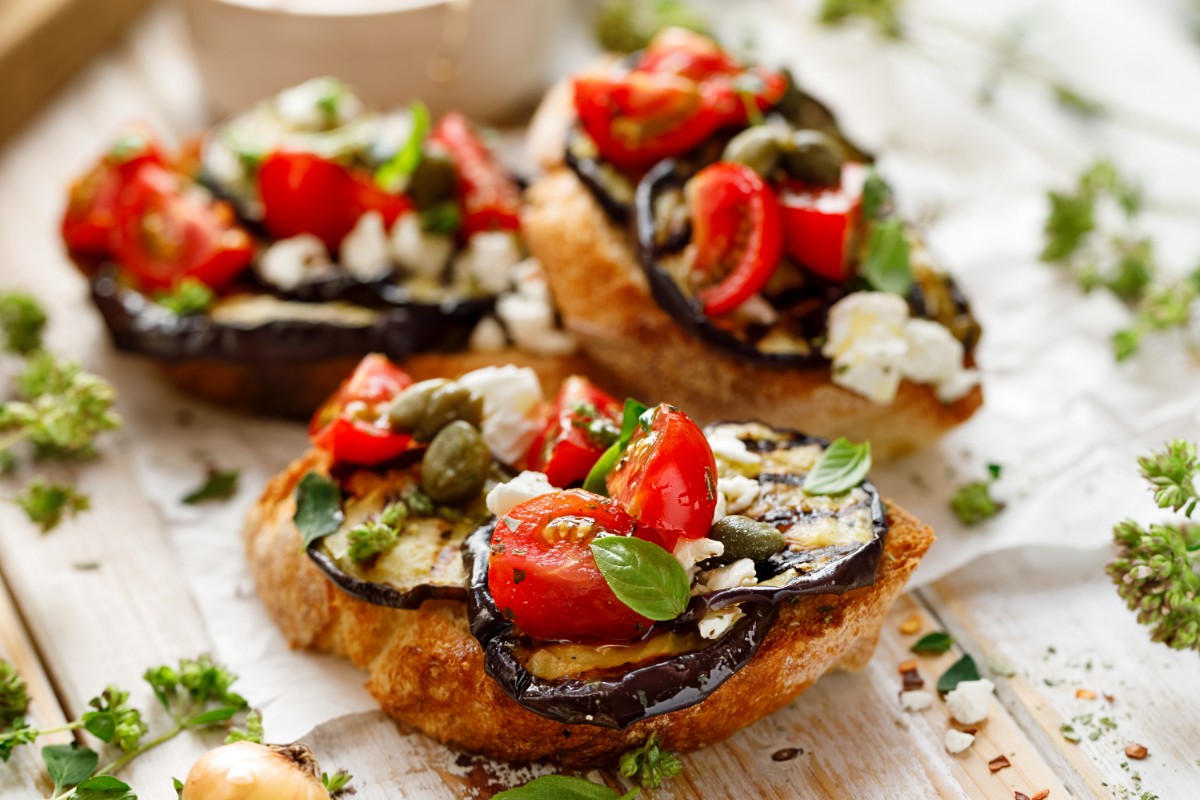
606,404,717,552
688,162,783,316
525,377,622,488
777,161,867,283
309,354,416,466
258,151,413,251
62,123,166,258
488,490,651,642
635,27,741,81
110,163,254,292
574,72,720,171
429,112,521,236
701,68,789,127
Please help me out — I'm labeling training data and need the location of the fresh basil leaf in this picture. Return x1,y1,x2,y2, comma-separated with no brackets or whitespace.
862,218,912,296
590,536,689,621
43,743,99,794
582,399,649,495
911,631,954,655
862,168,892,220
493,774,634,800
294,472,344,549
937,654,981,693
74,775,137,799
376,100,431,192
181,468,240,505
803,438,872,496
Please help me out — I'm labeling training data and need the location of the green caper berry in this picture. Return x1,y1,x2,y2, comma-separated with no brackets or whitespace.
710,515,786,562
387,379,448,432
414,382,484,441
409,151,458,208
781,130,845,186
721,126,784,178
420,421,491,504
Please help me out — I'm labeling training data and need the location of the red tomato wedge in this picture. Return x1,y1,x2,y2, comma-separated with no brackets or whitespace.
309,354,416,466
258,151,412,251
688,162,784,316
574,72,719,171
777,161,868,282
429,112,521,236
701,69,789,127
62,123,166,257
488,490,651,642
606,404,717,552
525,377,622,488
635,27,741,80
110,164,254,292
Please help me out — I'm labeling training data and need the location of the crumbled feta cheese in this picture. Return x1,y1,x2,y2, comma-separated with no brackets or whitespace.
457,366,544,465
899,690,933,711
497,293,577,356
719,475,760,515
454,231,522,294
711,489,727,525
944,679,995,725
486,471,558,517
707,432,761,465
733,293,779,326
389,212,453,279
673,537,724,575
824,292,977,405
468,316,508,352
944,729,975,754
697,607,744,640
275,77,361,129
256,234,333,290
340,212,392,282
698,558,757,592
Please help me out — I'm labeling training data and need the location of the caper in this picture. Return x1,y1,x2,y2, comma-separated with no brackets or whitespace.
387,379,483,441
409,150,458,208
721,126,784,178
781,130,845,187
710,515,786,562
421,421,491,504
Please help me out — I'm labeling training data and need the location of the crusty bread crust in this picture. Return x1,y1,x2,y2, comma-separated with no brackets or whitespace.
245,450,935,766
159,348,608,419
521,168,983,461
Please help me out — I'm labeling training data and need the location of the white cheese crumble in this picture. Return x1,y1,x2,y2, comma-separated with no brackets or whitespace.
710,489,727,525
822,292,978,405
389,212,453,279
698,558,757,592
943,729,976,754
454,231,522,295
697,607,744,640
340,212,392,281
468,316,508,352
719,475,760,515
706,432,761,465
944,678,995,725
256,234,333,290
899,690,933,712
732,293,779,326
486,471,558,518
497,293,577,356
457,366,544,465
274,77,361,129
673,537,724,576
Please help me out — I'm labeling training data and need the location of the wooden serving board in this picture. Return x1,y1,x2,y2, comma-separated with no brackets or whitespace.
0,5,1197,799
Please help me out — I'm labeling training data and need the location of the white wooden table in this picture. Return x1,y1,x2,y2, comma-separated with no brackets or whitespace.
0,4,1197,798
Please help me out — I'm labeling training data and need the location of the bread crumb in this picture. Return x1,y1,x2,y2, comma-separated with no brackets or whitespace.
944,729,975,754
899,613,922,634
1075,688,1096,700
899,690,933,711
1125,743,1148,760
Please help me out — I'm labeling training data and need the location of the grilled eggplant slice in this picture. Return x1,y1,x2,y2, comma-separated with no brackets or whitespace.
463,522,776,729
306,464,492,609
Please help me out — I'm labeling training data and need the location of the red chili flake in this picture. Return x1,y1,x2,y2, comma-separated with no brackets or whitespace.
1015,793,1031,800
1104,693,1116,703
1125,743,1149,760
902,667,925,691
1032,791,1051,800
898,659,918,673
989,755,1012,773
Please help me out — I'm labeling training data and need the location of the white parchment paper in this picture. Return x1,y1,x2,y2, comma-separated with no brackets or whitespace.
110,0,1200,741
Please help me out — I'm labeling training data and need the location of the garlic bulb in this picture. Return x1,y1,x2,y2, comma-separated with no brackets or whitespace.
181,741,331,800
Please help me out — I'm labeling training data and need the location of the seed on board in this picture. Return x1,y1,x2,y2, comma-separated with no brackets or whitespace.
988,755,1012,773
1075,688,1097,700
1031,790,1050,800
899,613,922,634
1125,743,1149,760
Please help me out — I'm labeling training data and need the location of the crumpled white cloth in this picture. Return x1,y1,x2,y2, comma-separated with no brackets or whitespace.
117,0,1200,742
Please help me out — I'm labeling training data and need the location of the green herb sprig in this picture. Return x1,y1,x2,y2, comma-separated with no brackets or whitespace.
590,536,690,621
293,472,344,549
0,659,30,729
803,438,872,496
949,463,1004,526
593,0,711,54
181,469,240,505
155,280,214,317
618,733,682,789
818,0,902,39
0,293,48,355
1107,439,1200,651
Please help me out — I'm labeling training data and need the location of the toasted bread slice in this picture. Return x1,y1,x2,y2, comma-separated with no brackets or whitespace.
521,168,982,461
245,450,935,765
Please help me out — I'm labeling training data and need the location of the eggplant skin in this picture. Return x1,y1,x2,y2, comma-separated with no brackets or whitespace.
462,522,777,729
306,542,468,610
88,266,488,365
